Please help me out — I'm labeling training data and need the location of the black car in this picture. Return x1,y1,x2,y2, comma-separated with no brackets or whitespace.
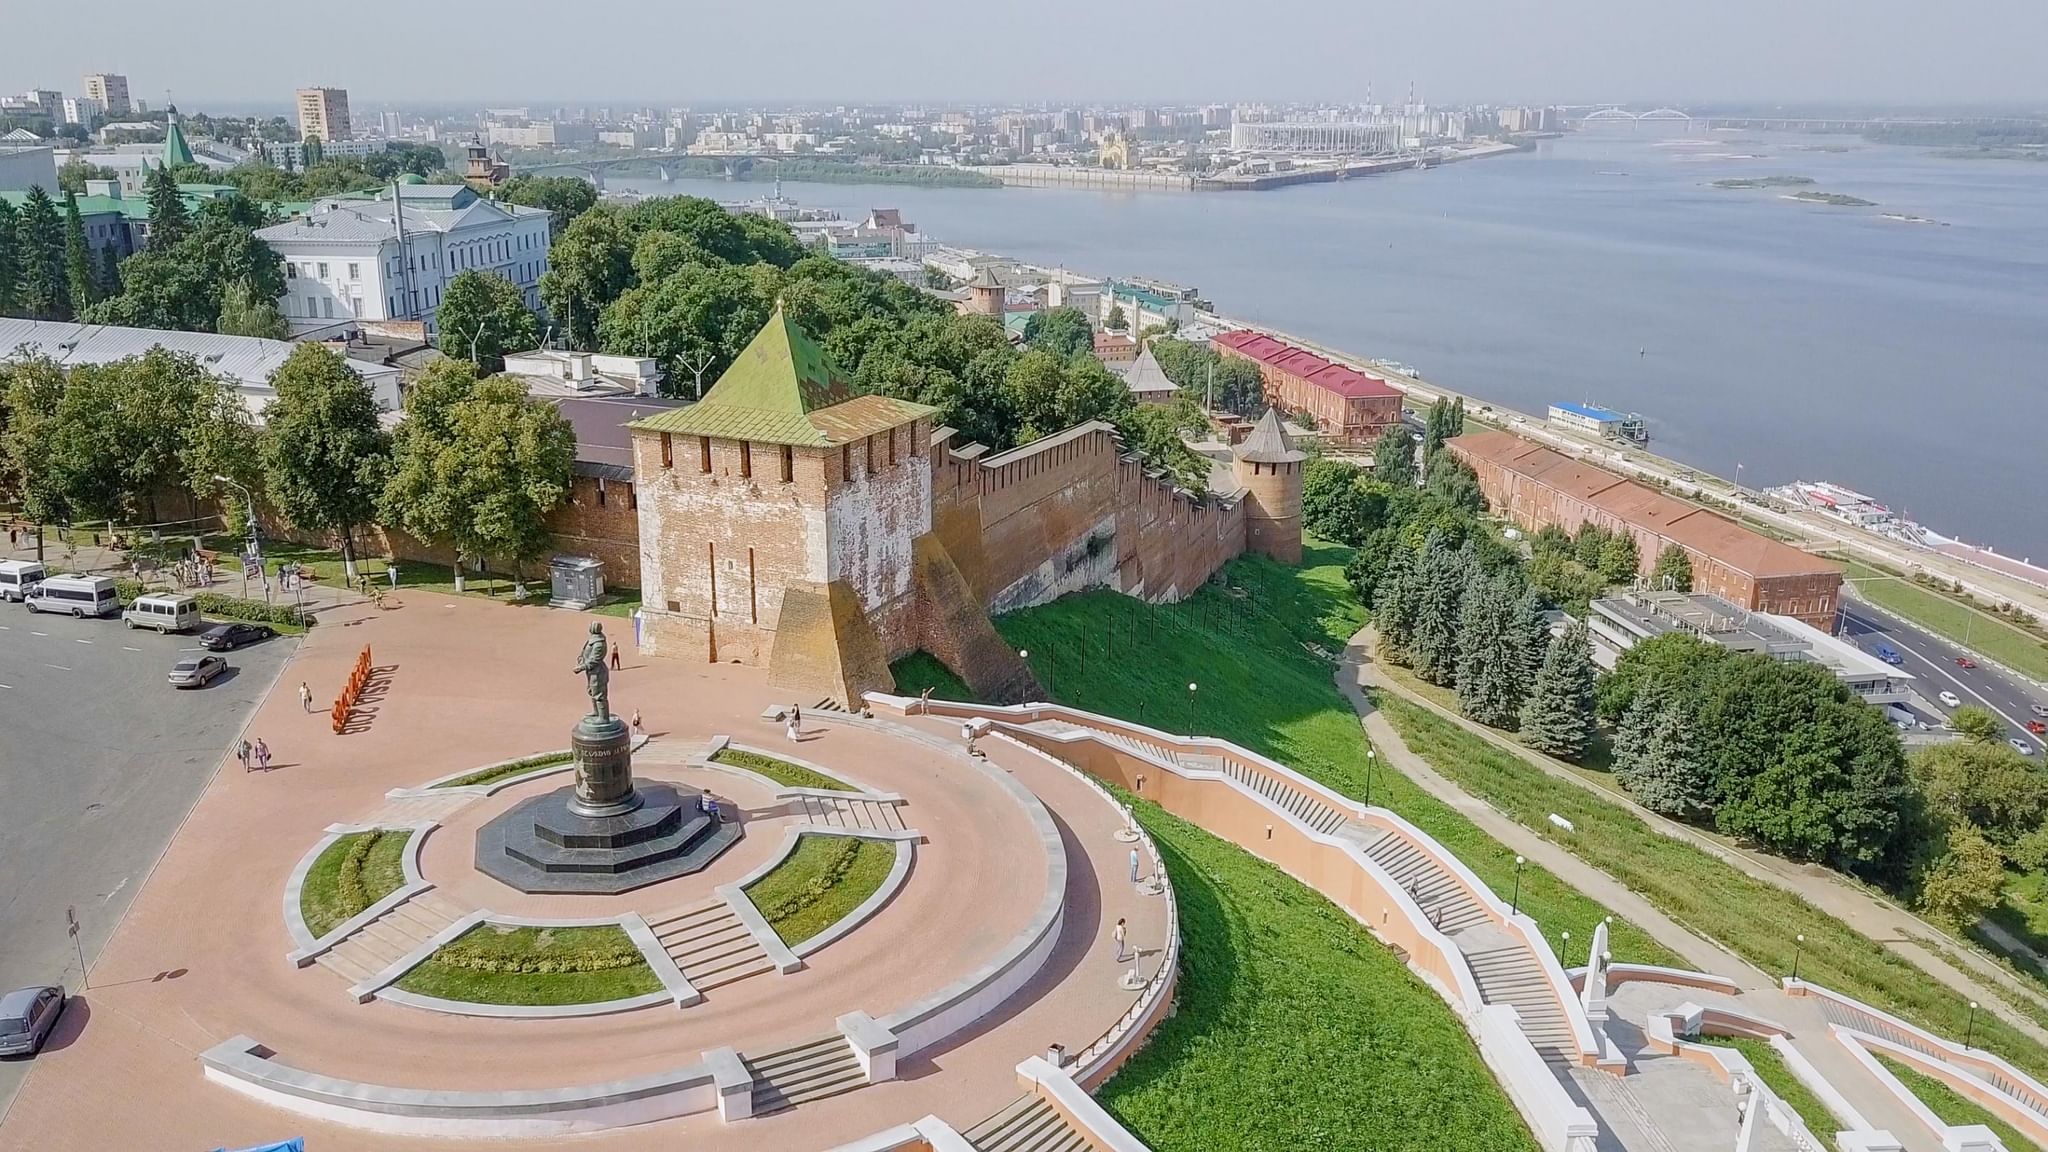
199,622,276,651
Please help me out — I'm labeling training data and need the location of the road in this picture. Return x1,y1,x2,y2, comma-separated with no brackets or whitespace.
0,607,294,1118
1839,595,2048,755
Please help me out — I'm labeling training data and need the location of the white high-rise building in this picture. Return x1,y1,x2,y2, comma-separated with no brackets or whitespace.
62,97,103,126
296,87,352,141
83,74,130,117
256,183,551,337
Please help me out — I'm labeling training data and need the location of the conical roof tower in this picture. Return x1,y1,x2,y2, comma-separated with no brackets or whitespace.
161,104,195,168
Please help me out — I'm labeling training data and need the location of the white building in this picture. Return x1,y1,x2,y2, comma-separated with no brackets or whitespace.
62,96,103,126
256,183,552,338
83,74,130,117
297,87,351,142
0,145,57,193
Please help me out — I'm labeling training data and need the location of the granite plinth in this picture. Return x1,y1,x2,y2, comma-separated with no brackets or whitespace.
476,783,742,895
570,715,637,818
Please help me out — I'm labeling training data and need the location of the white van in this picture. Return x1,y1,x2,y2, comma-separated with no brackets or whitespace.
0,559,45,602
24,574,121,618
123,592,200,634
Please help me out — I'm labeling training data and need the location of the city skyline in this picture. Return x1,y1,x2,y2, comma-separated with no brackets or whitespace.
5,0,2048,108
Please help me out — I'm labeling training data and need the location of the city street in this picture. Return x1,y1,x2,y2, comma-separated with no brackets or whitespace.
0,607,295,1118
1841,595,2048,755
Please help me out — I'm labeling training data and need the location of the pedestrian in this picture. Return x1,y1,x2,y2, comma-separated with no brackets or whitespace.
253,738,271,772
631,708,644,736
298,681,313,713
1129,847,1141,884
236,739,252,773
388,563,399,590
920,686,933,714
1113,917,1128,962
785,708,801,743
609,641,621,671
792,702,802,731
6,527,14,548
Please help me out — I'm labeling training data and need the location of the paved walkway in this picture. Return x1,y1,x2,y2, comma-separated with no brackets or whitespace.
1336,628,1944,1152
1344,625,2048,1048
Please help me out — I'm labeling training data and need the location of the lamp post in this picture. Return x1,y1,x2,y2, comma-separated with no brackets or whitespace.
1791,933,1804,981
1018,649,1031,701
214,474,261,602
1967,1001,1978,1051
1187,682,1198,738
1561,929,1571,962
1365,747,1375,809
1511,855,1525,916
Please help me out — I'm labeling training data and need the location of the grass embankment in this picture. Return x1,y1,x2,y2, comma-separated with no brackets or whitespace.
1874,1053,2038,1152
1697,1035,1843,1139
711,747,856,792
394,924,664,1006
744,834,894,947
892,539,1682,969
1839,557,2048,683
300,830,409,938
430,752,572,790
1096,800,1542,1151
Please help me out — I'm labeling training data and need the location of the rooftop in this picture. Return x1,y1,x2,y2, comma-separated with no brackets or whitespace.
1593,589,1904,683
1120,347,1179,397
1233,407,1307,465
546,393,690,477
1551,401,1627,422
1214,329,1401,400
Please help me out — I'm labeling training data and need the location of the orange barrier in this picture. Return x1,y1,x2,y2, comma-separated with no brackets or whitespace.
331,646,375,734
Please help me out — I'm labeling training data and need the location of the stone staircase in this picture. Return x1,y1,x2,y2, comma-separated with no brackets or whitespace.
743,1035,865,1115
313,889,468,986
791,793,907,833
1820,996,2048,1125
1214,756,1348,835
647,901,773,990
963,1093,1096,1152
1354,828,1494,934
1465,941,1577,1061
362,791,477,825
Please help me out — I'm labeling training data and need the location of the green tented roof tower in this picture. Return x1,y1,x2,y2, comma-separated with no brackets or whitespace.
161,104,195,168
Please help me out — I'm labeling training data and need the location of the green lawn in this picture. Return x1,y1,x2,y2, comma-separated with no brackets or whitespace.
200,535,552,605
744,834,895,946
590,590,643,618
711,747,856,792
1840,558,2048,683
1698,1035,1843,1139
430,752,572,790
1874,1053,2040,1152
893,538,1683,971
393,924,664,1006
300,830,409,939
1096,799,1542,1151
1981,870,2048,986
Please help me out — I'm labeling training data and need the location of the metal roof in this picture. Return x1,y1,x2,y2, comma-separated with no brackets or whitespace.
1551,401,1626,422
0,319,399,415
1234,407,1306,464
1121,346,1179,396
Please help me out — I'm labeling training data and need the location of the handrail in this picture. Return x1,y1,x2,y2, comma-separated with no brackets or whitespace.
1793,977,2048,1121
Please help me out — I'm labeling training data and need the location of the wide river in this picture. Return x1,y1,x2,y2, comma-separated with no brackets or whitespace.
608,133,2048,561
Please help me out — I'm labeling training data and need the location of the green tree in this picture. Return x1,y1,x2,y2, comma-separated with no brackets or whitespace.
142,165,191,249
1912,739,2048,846
1423,450,1485,514
1598,530,1641,583
1423,397,1451,459
86,196,285,333
261,344,392,580
1407,532,1474,685
62,193,97,311
1915,823,2006,929
1371,424,1416,485
1105,303,1127,331
436,270,541,373
216,280,290,339
1021,306,1094,361
96,241,121,300
57,159,118,195
1520,621,1598,761
497,174,599,236
1615,685,1713,818
1455,569,1534,728
0,198,18,317
598,262,772,390
15,186,68,320
1004,349,1130,444
1652,543,1693,591
1949,706,2003,745
0,356,72,549
538,207,636,348
19,349,236,523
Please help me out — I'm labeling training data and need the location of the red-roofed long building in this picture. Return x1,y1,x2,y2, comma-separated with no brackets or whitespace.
1214,329,1403,442
1449,429,1843,630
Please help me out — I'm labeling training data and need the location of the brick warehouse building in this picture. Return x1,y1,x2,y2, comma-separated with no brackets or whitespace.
1213,330,1403,443
1449,429,1842,630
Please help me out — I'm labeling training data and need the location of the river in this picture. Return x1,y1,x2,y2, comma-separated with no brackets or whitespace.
606,133,2048,562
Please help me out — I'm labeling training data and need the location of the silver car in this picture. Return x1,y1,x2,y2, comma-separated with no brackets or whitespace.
168,653,227,688
0,985,64,1057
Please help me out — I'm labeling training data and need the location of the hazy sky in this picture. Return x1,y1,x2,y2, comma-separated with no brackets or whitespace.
7,0,2046,110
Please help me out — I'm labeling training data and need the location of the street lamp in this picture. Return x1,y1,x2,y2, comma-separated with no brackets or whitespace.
1967,1001,1979,1051
1791,933,1804,981
214,474,263,602
1365,747,1376,809
1511,855,1525,916
1561,929,1572,962
1187,682,1198,737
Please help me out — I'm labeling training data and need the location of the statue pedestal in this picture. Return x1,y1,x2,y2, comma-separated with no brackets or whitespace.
569,716,638,818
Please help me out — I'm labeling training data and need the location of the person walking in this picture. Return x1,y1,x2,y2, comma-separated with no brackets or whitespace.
236,739,252,773
253,738,272,772
1128,847,1141,885
631,708,644,736
298,681,313,713
388,563,399,590
609,641,621,672
792,703,803,732
785,708,801,743
1113,917,1128,962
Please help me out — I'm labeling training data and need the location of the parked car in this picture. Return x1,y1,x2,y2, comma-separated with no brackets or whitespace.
1876,645,1902,666
168,654,227,688
198,622,276,651
1955,656,1978,670
1938,690,1962,708
2012,738,2038,757
0,985,64,1057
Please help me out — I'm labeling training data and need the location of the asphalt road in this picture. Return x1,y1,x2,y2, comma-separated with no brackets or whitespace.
1840,596,2048,756
0,607,294,1117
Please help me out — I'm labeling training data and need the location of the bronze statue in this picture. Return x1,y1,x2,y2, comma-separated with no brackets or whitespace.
574,621,611,722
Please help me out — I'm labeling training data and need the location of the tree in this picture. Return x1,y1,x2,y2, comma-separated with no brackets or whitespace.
437,270,541,373
0,198,18,317
1105,303,1128,331
1423,451,1485,514
96,241,121,300
216,280,290,339
57,159,118,194
598,262,772,389
1372,541,1422,651
1371,425,1416,485
0,356,71,550
1455,569,1535,728
1021,306,1094,361
261,344,391,580
62,193,97,311
1597,530,1641,583
1004,348,1129,444
85,196,284,334
1521,621,1598,761
1423,397,1452,459
1614,685,1713,818
1912,739,2048,846
1916,823,2006,929
497,174,599,236
1652,543,1693,592
1949,706,2003,745
14,187,68,320
538,207,635,348
1408,532,1474,684
142,165,191,249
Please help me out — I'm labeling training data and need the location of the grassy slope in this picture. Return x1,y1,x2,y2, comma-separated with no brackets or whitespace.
299,830,409,939
1874,1053,2040,1152
1097,800,1541,1152
894,537,1683,971
394,924,664,1006
744,835,895,946
711,747,857,792
1698,1035,1843,1139
1839,557,2048,683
